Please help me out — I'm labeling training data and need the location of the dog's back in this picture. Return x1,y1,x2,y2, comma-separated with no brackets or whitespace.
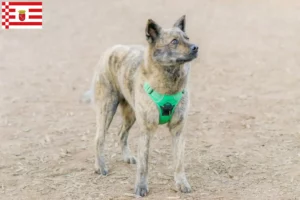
92,44,145,106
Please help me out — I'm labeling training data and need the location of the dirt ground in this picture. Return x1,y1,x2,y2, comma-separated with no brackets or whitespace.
1,0,300,199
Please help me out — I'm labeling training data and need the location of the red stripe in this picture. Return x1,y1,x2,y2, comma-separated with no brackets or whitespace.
9,22,42,26
2,22,5,26
29,8,42,12
29,15,42,19
9,2,42,6
1,2,5,6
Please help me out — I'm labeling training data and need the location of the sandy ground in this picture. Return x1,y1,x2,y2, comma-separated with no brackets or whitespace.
1,0,300,199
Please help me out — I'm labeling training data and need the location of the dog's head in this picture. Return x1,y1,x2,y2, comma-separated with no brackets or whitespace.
146,15,198,66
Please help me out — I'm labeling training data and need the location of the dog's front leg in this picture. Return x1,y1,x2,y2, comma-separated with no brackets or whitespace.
134,129,151,197
134,98,158,197
168,91,191,193
169,120,191,193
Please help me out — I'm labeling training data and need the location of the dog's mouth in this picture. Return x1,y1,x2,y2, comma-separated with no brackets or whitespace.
176,53,198,64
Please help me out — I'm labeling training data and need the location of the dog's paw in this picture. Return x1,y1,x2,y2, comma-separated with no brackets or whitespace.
124,156,136,164
94,167,108,176
176,181,191,193
135,184,149,197
95,157,108,176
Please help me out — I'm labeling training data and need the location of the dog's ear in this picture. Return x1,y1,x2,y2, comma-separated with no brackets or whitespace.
173,15,186,32
146,19,162,43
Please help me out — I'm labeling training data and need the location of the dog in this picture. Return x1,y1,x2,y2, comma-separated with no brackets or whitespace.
86,15,198,197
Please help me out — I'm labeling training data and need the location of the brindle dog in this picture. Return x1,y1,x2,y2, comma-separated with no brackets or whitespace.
89,15,198,197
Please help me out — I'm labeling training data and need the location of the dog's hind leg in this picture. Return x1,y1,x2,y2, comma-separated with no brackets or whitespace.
94,83,119,175
118,100,136,164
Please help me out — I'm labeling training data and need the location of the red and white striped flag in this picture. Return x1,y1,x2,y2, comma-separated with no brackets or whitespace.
1,1,42,29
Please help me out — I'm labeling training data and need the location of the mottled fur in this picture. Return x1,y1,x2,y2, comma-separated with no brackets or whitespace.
90,15,198,197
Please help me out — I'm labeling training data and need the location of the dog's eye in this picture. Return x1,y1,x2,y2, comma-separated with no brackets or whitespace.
171,39,179,45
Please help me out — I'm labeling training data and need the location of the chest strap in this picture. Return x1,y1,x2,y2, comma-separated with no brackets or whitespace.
144,82,184,124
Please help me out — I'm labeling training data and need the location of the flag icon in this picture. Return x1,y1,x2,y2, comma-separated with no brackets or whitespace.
1,2,42,29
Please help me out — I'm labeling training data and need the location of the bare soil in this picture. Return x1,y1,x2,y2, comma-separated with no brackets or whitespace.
1,0,300,199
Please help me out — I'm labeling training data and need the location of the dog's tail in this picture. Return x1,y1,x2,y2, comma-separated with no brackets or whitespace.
81,54,104,104
80,89,93,104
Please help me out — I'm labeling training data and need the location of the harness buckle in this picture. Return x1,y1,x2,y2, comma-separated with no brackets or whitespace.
160,103,174,116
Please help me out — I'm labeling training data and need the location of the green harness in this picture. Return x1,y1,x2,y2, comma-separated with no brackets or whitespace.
144,82,184,124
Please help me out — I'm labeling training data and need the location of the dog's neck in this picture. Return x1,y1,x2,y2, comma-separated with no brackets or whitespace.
143,50,190,94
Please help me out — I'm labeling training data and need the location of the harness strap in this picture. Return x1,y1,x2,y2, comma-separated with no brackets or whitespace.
144,82,184,124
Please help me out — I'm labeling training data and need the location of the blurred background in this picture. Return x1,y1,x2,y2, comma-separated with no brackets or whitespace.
0,0,300,199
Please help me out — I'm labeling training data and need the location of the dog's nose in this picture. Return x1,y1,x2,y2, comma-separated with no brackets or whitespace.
191,45,198,53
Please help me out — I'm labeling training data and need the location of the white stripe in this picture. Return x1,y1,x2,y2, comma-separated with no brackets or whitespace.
9,12,43,15
9,18,42,22
5,25,42,29
9,5,42,10
4,14,43,17
9,10,43,15
9,8,42,13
